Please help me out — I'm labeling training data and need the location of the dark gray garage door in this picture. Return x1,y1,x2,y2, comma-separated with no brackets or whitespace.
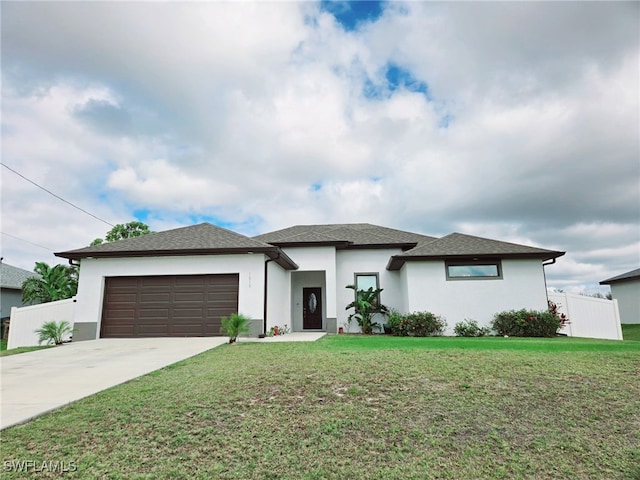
100,274,239,338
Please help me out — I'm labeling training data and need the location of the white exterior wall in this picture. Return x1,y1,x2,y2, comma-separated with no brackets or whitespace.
336,249,404,331
610,280,640,324
266,261,290,331
75,254,266,339
8,298,76,349
403,259,549,334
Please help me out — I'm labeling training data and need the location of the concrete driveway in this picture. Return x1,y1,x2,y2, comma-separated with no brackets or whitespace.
0,337,228,430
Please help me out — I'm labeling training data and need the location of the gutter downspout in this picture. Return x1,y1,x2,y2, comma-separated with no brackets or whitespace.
542,258,556,305
263,254,279,335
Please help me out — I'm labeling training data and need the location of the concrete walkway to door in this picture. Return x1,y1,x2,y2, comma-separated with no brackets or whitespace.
0,337,228,430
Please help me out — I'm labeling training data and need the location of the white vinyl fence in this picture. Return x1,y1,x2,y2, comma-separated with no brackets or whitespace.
548,292,623,340
7,298,76,349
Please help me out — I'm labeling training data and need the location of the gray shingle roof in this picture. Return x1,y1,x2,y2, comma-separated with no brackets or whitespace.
254,223,436,247
55,223,298,269
600,268,640,285
1,263,38,289
387,233,564,270
54,222,564,273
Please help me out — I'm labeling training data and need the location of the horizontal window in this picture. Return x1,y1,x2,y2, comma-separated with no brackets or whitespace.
446,260,502,280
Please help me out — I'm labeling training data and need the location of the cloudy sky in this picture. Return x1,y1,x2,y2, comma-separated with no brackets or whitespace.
1,1,638,293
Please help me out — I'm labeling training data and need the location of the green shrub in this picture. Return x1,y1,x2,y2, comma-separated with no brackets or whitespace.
34,320,74,345
390,311,446,337
220,313,252,343
385,310,403,334
454,319,491,337
491,309,561,337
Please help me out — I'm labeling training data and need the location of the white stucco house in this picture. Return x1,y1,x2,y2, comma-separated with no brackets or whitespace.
55,223,564,340
600,268,640,325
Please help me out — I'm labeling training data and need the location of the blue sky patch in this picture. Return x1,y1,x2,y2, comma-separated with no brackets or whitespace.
385,63,430,97
133,208,151,222
362,63,431,101
320,1,385,31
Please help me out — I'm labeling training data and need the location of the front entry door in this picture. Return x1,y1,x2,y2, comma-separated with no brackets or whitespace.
303,287,323,330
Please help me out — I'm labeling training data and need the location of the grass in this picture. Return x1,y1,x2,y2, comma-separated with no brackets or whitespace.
622,324,640,341
1,336,639,479
0,339,54,357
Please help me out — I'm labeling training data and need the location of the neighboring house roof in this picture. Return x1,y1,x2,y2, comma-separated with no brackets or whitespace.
387,233,565,270
600,268,640,285
0,263,37,290
253,223,436,249
55,223,298,270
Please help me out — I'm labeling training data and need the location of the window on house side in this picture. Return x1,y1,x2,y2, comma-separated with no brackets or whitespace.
354,273,380,307
446,261,502,280
355,273,379,292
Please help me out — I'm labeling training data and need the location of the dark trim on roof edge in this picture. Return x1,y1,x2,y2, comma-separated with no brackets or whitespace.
386,251,565,271
55,247,299,270
271,241,418,251
599,275,640,285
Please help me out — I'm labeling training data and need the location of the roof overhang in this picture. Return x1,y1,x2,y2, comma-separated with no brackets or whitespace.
387,251,566,271
271,241,418,251
55,247,299,270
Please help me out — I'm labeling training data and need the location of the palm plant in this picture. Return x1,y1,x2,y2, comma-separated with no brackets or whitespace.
220,313,251,343
22,262,78,304
34,320,74,345
345,285,388,334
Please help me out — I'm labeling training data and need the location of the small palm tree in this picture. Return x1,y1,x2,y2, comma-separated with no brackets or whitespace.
34,320,74,345
220,313,251,343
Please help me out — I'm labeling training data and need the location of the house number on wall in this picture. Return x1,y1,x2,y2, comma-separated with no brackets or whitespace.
308,293,317,314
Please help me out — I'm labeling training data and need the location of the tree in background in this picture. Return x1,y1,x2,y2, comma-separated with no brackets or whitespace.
22,262,78,304
90,221,152,246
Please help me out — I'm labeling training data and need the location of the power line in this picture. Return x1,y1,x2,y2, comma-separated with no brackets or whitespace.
1,162,115,227
1,232,55,252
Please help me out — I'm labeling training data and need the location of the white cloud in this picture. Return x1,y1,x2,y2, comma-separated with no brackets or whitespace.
1,1,638,290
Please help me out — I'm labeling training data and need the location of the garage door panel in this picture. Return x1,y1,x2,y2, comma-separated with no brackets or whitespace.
139,308,171,318
139,292,171,303
140,276,172,285
103,324,136,336
204,323,223,336
172,308,205,318
137,325,170,336
174,292,204,302
101,274,239,338
107,293,138,303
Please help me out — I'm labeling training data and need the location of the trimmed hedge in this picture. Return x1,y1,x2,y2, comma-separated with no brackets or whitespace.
387,310,446,337
454,319,491,337
491,309,561,337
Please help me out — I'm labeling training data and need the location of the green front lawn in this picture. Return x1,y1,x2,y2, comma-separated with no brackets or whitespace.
622,323,640,341
1,336,638,479
0,339,55,357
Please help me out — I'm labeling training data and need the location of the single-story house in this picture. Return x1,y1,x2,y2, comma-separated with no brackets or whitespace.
600,268,640,324
0,262,39,338
55,223,564,340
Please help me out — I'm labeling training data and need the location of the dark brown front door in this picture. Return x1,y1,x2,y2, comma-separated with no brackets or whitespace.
302,287,323,330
